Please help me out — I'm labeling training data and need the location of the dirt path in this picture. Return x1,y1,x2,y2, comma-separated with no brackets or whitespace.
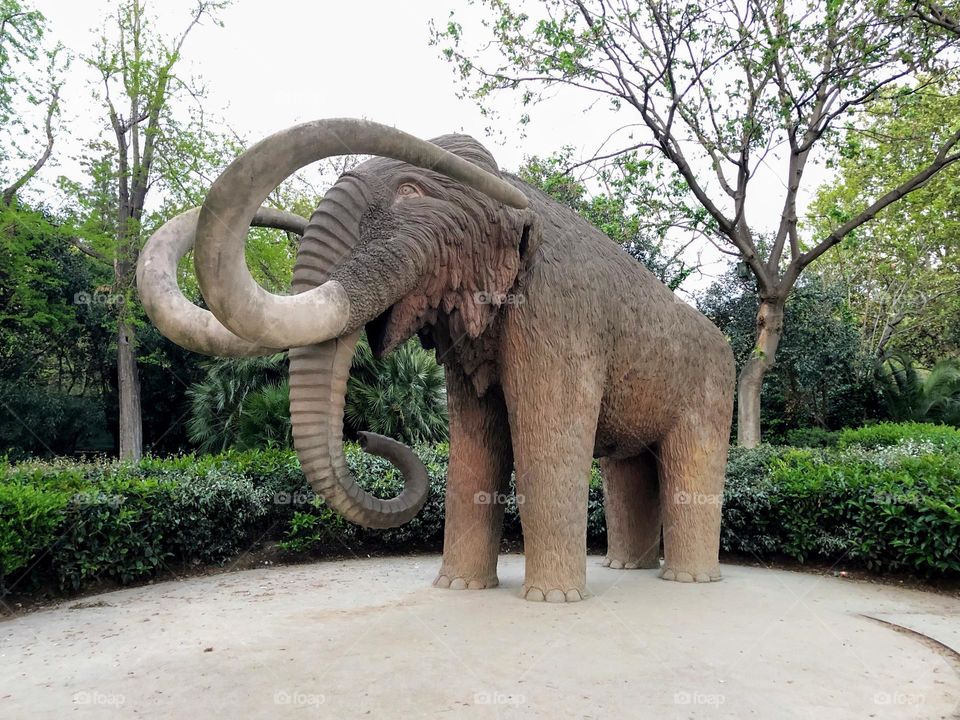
1,554,958,719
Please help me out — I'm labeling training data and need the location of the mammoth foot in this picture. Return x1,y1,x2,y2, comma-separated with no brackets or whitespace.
433,574,499,590
658,566,722,583
601,556,660,570
521,585,585,603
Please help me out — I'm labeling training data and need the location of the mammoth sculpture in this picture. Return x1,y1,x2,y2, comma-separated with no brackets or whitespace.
137,119,734,602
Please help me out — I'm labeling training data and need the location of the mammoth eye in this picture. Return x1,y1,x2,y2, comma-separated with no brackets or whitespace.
396,182,423,199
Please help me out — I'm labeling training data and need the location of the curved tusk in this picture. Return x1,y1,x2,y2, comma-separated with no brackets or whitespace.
194,117,528,350
136,206,308,357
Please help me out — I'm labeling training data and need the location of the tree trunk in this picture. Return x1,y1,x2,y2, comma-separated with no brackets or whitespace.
117,317,143,460
736,298,785,448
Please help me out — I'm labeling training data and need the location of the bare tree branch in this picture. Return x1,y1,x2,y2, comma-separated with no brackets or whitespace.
66,235,111,264
913,0,960,35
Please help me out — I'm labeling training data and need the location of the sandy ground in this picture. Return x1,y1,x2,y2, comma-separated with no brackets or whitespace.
1,554,958,719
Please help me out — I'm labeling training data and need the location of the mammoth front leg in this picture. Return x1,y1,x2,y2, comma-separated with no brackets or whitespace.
503,356,603,603
434,370,513,590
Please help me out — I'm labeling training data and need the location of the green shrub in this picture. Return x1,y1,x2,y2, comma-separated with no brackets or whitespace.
0,382,108,460
2,426,958,597
720,445,783,556
162,468,273,564
837,422,960,451
278,511,327,553
0,450,310,594
51,475,174,591
0,482,68,590
784,427,839,448
724,442,960,576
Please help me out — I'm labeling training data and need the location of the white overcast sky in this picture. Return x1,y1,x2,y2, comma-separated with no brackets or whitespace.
27,0,833,292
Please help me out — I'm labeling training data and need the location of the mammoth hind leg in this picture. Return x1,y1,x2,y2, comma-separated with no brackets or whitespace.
600,451,662,570
657,417,726,583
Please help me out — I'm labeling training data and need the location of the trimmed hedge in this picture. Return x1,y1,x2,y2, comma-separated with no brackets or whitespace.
837,422,960,452
722,443,960,574
0,451,310,593
1,422,958,596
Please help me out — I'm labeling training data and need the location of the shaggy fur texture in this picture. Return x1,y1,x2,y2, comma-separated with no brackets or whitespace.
315,134,735,601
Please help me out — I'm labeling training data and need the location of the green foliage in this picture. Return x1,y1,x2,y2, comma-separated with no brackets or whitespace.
186,354,290,453
0,481,67,590
159,468,275,565
700,266,881,436
0,203,113,379
345,335,448,444
0,382,106,460
877,355,960,426
808,83,960,363
277,511,325,554
721,445,784,555
4,425,958,596
0,449,310,594
0,1,46,122
837,421,960,451
724,435,960,575
0,0,65,188
783,427,839,448
186,335,449,453
52,476,172,591
0,202,116,457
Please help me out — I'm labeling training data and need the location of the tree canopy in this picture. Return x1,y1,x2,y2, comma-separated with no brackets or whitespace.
808,83,960,364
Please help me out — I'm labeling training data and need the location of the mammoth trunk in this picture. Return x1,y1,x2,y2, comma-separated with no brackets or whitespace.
736,298,785,448
288,176,427,528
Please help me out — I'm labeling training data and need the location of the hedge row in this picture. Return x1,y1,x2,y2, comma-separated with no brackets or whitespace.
0,451,309,593
1,423,958,596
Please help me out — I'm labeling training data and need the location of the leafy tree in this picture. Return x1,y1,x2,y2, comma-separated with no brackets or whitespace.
57,0,228,460
808,85,960,364
518,149,701,289
434,0,960,446
0,0,66,205
700,267,880,437
0,203,116,457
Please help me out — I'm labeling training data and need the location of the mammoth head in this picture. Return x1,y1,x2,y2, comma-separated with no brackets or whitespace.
137,119,529,529
327,135,535,358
